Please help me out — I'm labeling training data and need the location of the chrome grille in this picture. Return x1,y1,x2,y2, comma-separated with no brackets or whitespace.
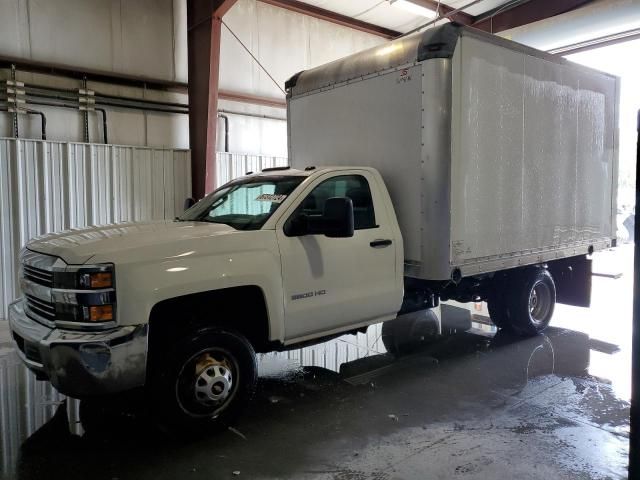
19,248,117,329
20,250,58,323
25,294,56,321
23,264,54,287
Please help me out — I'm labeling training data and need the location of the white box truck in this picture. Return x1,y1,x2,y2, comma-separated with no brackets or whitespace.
286,22,618,333
286,23,619,282
8,24,618,430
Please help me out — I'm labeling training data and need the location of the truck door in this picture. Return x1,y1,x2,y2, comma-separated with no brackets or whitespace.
276,170,400,342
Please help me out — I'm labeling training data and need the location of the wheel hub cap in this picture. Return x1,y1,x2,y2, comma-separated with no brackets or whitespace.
529,283,551,324
530,291,538,311
193,354,233,406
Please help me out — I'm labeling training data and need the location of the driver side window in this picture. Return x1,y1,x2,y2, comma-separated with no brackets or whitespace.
296,175,377,230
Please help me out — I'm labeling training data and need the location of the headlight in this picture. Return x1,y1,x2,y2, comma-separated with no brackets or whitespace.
56,303,114,323
88,305,114,322
54,264,115,290
53,264,117,326
79,271,113,289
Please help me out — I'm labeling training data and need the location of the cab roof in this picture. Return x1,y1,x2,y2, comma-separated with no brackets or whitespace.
240,165,375,179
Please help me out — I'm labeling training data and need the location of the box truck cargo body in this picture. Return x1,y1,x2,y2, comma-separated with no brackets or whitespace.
286,23,619,281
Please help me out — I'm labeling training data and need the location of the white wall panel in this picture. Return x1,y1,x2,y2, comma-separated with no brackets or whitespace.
0,0,188,147
221,0,384,99
0,138,191,320
216,152,288,188
218,0,385,156
0,0,29,59
119,0,176,81
216,104,287,157
501,0,640,51
0,0,386,153
26,0,113,72
0,0,183,82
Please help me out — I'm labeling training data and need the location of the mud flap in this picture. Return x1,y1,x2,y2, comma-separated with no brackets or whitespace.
547,255,592,308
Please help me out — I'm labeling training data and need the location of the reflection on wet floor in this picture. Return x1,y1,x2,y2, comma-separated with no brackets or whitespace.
0,246,632,480
0,321,630,479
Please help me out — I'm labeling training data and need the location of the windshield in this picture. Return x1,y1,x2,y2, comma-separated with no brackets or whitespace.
178,175,305,230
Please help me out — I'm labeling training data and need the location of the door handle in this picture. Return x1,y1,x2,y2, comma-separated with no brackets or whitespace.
370,239,392,248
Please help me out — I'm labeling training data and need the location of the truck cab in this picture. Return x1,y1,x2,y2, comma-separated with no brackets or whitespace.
8,166,404,429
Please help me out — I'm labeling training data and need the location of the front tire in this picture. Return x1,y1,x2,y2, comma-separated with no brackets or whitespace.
150,329,257,432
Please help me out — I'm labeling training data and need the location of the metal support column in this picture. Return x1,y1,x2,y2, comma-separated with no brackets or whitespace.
187,0,237,199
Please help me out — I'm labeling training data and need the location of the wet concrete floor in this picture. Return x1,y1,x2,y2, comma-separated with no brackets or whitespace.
0,246,632,479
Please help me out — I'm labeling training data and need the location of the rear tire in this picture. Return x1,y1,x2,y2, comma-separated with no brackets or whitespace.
150,328,257,433
488,268,556,336
507,268,556,336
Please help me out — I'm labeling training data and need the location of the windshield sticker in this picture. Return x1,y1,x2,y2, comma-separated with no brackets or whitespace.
255,193,287,203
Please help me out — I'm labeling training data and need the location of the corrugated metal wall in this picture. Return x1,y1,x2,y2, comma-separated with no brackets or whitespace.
0,138,191,320
216,152,288,187
0,351,78,478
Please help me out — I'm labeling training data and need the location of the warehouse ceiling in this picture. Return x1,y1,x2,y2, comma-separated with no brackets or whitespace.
284,0,597,35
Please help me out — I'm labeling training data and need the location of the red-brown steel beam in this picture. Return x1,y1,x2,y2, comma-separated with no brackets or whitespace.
410,0,475,25
219,89,287,109
258,0,402,39
187,0,237,199
472,0,595,34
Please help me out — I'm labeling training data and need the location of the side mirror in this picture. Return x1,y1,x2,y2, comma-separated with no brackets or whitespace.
319,197,354,238
183,197,196,211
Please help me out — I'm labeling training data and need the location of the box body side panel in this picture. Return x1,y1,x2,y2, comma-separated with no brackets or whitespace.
418,59,453,280
450,35,617,274
287,33,618,280
288,66,426,262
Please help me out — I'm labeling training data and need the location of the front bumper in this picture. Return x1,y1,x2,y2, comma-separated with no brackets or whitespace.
8,299,148,397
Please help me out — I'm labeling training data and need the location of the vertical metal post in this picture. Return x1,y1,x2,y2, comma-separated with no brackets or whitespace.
631,109,640,479
187,0,237,199
10,65,18,138
82,76,89,143
218,113,229,152
96,108,108,144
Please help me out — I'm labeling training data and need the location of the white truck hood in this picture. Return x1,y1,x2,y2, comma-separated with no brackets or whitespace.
26,221,237,264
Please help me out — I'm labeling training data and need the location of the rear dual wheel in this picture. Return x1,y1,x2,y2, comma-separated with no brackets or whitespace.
488,267,556,336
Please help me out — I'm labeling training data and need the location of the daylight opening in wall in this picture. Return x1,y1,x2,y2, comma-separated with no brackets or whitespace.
565,38,640,243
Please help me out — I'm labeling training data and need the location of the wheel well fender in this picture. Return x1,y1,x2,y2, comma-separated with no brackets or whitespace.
147,286,271,373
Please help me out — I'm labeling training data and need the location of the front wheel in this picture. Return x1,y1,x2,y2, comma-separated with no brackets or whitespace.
150,329,257,433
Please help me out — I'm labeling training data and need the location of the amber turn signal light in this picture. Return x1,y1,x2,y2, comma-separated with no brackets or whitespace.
89,272,112,288
89,305,113,322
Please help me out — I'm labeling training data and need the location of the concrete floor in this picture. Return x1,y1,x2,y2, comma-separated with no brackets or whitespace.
0,245,632,480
